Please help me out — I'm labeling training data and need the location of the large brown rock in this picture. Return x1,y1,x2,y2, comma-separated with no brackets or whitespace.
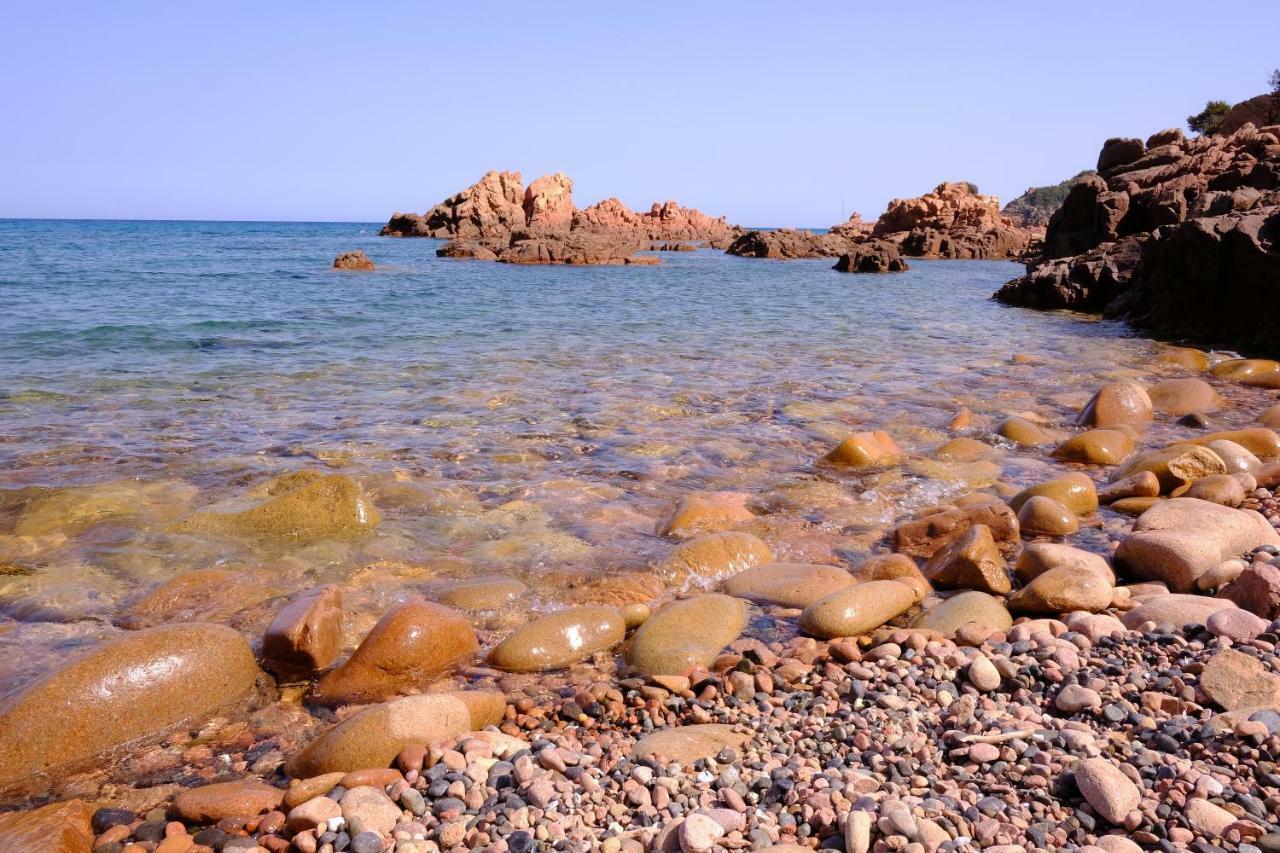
890,501,1019,558
798,580,916,639
832,241,909,273
488,606,626,672
0,624,261,796
626,595,748,676
632,725,749,765
286,691,504,778
657,531,773,585
922,524,1011,594
1200,648,1280,711
179,473,380,543
173,780,285,823
523,172,574,233
0,800,94,853
1221,562,1280,619
262,584,344,678
310,599,478,706
725,229,854,259
1115,498,1280,591
383,170,525,239
722,563,856,608
869,181,1033,260
1077,381,1152,428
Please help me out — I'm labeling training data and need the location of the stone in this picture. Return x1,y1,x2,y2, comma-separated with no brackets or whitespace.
179,473,380,542
488,606,626,672
262,584,344,678
1185,798,1236,837
1259,404,1280,428
657,532,774,585
436,577,528,610
1222,563,1280,619
679,812,725,853
1211,359,1280,382
285,796,341,834
891,501,1019,558
1017,496,1080,536
284,773,344,809
1098,471,1161,503
831,241,909,273
1014,542,1114,584
173,781,284,823
627,595,748,676
285,691,504,778
822,430,901,467
722,562,856,608
935,437,999,462
996,416,1051,447
523,172,574,232
912,591,1012,636
1110,444,1227,492
1072,758,1140,824
311,598,477,706
631,725,748,765
850,553,931,602
340,786,401,836
1009,473,1098,516
869,181,1033,260
0,800,93,853
798,580,917,639
333,250,375,271
1184,473,1246,507
119,568,270,629
1200,648,1280,711
657,492,754,539
1052,430,1135,465
967,655,1001,691
1147,378,1220,416
1194,428,1280,459
923,525,1011,594
725,228,854,259
1078,382,1153,428
1206,607,1269,641
1009,567,1113,615
1120,594,1237,630
1115,498,1280,591
0,623,260,796
1056,684,1103,713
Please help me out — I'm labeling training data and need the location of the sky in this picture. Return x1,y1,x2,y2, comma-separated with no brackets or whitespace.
3,2,1278,227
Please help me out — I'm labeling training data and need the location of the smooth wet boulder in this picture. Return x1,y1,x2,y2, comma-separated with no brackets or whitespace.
0,623,261,796
1017,496,1080,536
180,473,380,542
1202,439,1263,474
1009,473,1098,516
1184,474,1246,507
996,416,1052,447
488,606,626,672
1259,404,1280,429
722,562,855,608
1147,377,1220,416
1115,498,1280,591
922,524,1011,594
286,691,504,778
1008,567,1113,614
627,595,748,676
821,430,901,467
657,492,754,539
1015,543,1114,585
0,799,94,852
1193,428,1280,459
311,599,478,706
1210,358,1280,381
262,584,344,678
1051,429,1134,465
13,479,196,538
1078,381,1152,428
657,531,773,585
1121,593,1238,629
1098,471,1160,503
632,724,749,765
935,437,999,462
891,501,1019,558
798,580,916,639
850,553,931,602
173,780,285,823
912,591,1012,636
1109,444,1226,492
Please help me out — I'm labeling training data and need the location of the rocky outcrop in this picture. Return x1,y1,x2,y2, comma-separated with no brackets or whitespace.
1224,93,1280,134
1002,172,1096,229
725,229,854,259
996,119,1280,351
870,182,1034,260
832,241,909,273
333,250,375,270
385,171,736,265
827,212,873,240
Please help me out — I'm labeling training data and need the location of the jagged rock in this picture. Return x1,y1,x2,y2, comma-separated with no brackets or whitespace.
832,241,909,273
869,182,1033,260
725,229,853,259
333,250,375,270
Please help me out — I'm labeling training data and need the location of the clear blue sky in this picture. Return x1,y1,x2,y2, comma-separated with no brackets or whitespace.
3,2,1277,226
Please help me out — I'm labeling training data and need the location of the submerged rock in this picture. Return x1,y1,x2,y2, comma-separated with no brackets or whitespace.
0,623,261,795
488,606,626,672
179,473,380,543
310,599,478,706
822,430,901,467
657,531,773,585
657,492,755,539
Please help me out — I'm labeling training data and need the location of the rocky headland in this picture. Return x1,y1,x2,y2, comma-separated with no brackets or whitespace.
996,120,1280,353
381,171,737,266
726,182,1034,266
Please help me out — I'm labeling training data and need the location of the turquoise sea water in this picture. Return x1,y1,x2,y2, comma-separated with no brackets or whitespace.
0,218,1225,694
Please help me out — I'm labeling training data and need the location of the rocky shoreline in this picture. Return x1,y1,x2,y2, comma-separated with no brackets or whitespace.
5,353,1280,851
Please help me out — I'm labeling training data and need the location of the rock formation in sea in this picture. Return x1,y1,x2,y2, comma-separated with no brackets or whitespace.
869,181,1034,260
332,250,375,270
382,171,738,264
832,239,909,273
995,118,1280,352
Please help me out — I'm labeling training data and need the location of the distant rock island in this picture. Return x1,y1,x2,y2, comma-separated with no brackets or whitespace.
381,170,736,265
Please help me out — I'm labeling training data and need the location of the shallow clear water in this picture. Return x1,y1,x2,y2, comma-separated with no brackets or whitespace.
0,218,1255,695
